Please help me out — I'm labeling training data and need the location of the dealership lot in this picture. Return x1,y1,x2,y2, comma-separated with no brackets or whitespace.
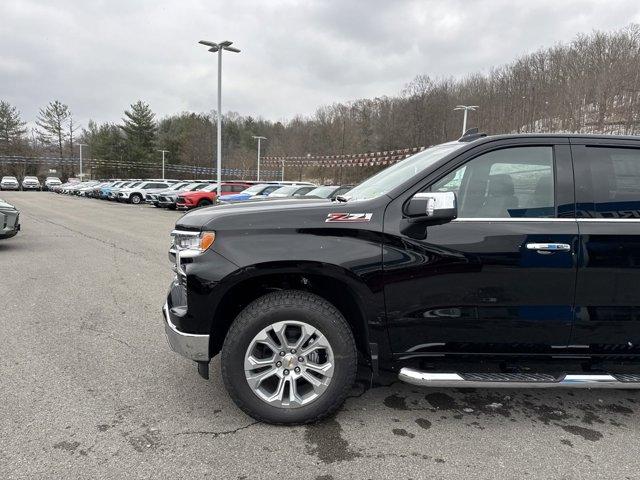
2,192,640,479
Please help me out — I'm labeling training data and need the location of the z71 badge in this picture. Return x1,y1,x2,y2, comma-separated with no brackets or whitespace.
325,213,373,223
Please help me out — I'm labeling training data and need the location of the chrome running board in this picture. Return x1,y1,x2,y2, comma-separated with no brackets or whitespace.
398,368,640,389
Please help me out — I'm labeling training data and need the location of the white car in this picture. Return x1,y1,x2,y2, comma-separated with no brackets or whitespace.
116,180,174,204
0,176,20,191
43,176,62,191
21,176,41,190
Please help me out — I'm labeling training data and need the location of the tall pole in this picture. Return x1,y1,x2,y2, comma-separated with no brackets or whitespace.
252,136,266,181
198,40,240,195
216,48,222,197
462,109,468,134
281,160,285,181
78,143,88,180
158,150,169,180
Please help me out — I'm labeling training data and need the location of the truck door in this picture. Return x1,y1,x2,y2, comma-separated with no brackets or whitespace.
383,139,578,356
571,139,640,354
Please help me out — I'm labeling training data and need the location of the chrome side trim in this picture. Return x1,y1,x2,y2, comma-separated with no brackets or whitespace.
577,218,640,222
398,368,640,389
452,217,640,223
162,302,210,362
453,218,575,222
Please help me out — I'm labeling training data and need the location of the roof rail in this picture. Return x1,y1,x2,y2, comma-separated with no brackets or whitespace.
458,128,487,142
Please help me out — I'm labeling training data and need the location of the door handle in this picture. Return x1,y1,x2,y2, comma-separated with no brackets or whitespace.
526,243,571,253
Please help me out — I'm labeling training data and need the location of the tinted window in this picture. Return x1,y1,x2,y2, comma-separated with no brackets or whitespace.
577,147,640,218
429,146,555,218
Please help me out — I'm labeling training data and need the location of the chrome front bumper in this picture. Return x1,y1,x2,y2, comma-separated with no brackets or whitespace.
162,302,210,362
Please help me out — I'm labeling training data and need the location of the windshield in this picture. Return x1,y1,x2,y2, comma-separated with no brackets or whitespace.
241,184,274,195
168,182,189,190
268,186,297,197
201,183,220,192
305,186,336,198
343,142,465,201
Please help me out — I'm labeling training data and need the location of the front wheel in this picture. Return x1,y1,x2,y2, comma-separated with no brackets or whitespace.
221,290,357,424
130,193,142,204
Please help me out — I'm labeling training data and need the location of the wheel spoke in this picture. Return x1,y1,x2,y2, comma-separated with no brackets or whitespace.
301,333,331,355
244,354,275,371
253,331,280,354
292,323,316,350
245,366,278,390
267,375,287,403
271,322,291,349
305,360,334,379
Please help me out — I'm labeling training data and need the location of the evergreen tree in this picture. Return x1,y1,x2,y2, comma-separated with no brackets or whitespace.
0,100,27,154
120,100,157,165
36,100,71,159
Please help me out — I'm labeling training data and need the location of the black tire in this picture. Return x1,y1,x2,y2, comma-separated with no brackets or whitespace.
221,290,357,425
198,199,212,207
130,193,143,204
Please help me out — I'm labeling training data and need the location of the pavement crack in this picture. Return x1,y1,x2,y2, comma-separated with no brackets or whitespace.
80,323,136,350
175,421,261,438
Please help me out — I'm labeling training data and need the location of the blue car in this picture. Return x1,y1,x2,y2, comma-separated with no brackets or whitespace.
100,180,128,199
219,183,284,203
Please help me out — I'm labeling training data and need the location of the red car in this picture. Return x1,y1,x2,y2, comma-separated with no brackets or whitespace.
176,182,251,209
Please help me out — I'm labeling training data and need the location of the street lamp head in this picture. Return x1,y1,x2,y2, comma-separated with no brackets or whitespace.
252,136,267,140
199,40,218,48
199,39,240,54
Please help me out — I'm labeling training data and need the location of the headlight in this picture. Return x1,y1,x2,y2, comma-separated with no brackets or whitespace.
171,230,215,253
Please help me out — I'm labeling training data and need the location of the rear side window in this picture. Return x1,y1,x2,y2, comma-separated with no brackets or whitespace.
575,147,640,219
429,146,555,218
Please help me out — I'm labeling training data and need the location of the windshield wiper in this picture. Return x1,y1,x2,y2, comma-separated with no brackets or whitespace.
335,195,349,202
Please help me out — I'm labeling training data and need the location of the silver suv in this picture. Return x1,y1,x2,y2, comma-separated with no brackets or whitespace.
22,176,41,190
117,180,173,204
0,176,20,191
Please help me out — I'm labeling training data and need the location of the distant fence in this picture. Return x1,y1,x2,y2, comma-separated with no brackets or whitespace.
0,156,279,179
261,146,427,168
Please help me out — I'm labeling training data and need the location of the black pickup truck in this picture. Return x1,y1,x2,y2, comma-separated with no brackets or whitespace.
164,132,640,424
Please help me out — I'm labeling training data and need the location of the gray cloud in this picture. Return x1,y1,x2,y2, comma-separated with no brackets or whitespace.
1,0,639,128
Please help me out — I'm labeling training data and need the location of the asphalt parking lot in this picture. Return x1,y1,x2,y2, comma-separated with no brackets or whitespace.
2,192,640,479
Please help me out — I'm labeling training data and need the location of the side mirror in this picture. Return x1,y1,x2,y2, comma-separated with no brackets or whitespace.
405,191,457,222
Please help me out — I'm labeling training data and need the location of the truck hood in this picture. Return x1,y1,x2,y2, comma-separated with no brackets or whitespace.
176,197,340,231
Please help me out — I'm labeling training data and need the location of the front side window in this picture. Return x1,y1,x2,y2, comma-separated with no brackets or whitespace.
429,146,555,218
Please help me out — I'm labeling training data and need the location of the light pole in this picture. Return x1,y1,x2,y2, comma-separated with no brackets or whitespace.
199,39,240,197
281,160,285,181
252,136,266,181
77,143,88,179
453,105,478,135
158,150,169,180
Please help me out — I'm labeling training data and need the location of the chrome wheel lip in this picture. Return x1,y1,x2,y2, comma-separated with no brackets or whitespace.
243,320,335,409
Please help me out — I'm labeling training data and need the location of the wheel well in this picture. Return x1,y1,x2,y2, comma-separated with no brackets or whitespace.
211,273,370,360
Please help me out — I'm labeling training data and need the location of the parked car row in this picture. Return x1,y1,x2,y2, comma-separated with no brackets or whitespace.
48,177,354,211
0,175,63,191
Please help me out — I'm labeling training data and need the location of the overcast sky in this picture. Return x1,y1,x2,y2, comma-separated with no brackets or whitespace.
1,0,639,128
